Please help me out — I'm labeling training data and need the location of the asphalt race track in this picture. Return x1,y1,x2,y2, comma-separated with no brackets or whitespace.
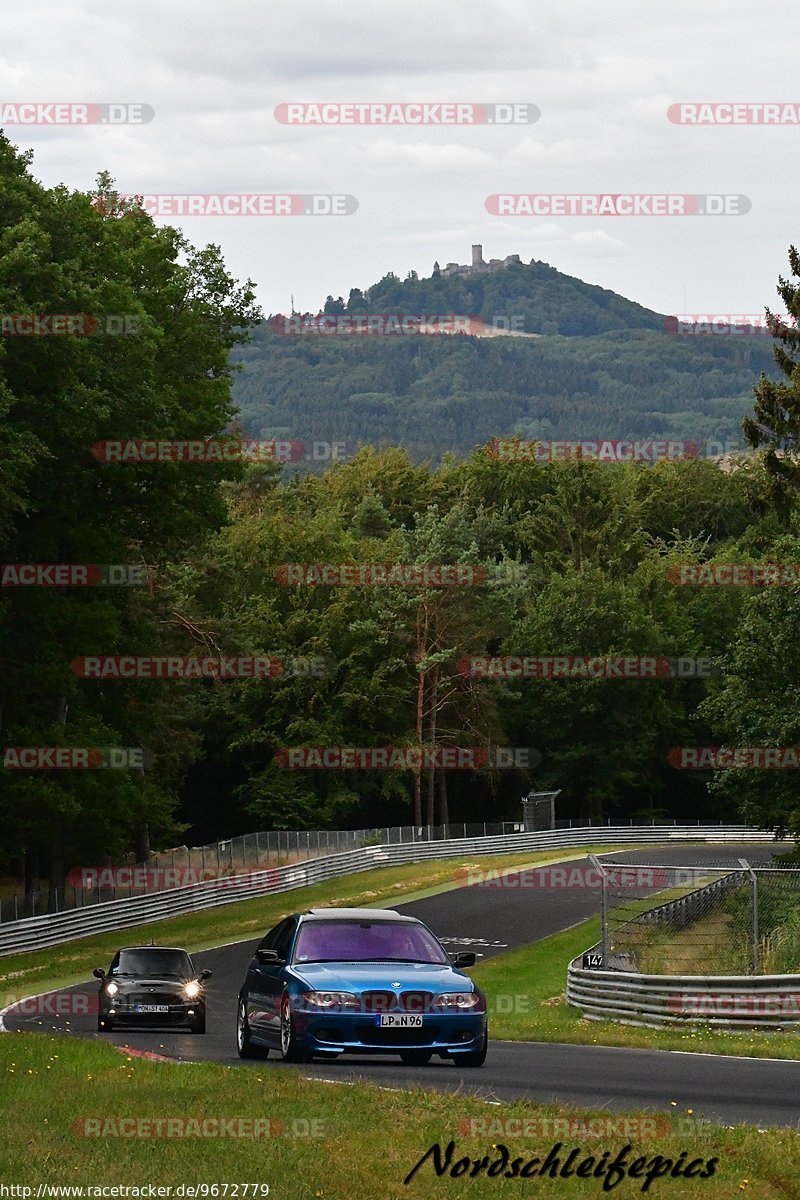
4,843,799,1130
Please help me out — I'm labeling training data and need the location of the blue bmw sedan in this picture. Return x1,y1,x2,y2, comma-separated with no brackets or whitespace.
236,907,487,1066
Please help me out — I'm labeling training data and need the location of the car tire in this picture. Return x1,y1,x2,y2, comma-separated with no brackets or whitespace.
190,1009,206,1034
279,993,308,1063
97,1015,113,1033
237,997,268,1059
458,1031,488,1068
399,1050,432,1066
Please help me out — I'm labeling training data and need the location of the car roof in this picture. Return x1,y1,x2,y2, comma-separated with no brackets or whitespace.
301,907,418,923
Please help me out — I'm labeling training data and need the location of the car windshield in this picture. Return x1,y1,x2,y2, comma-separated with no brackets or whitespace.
114,949,193,978
292,920,449,964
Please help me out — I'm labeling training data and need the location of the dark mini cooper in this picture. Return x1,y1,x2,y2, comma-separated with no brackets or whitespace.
93,945,211,1033
236,907,487,1065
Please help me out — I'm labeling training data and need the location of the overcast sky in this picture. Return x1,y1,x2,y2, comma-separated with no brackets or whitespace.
3,0,799,319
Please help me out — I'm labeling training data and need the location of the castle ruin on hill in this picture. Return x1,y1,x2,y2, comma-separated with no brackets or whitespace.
433,244,523,278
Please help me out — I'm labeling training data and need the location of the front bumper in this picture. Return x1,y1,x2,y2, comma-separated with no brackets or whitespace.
101,997,203,1026
293,1010,487,1055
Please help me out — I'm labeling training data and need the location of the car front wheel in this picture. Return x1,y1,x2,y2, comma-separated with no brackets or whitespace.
279,994,307,1063
458,1030,488,1068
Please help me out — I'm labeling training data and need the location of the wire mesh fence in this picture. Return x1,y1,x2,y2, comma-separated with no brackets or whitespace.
0,821,521,921
593,856,800,975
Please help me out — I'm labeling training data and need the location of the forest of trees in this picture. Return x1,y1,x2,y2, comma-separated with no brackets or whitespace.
3,132,800,905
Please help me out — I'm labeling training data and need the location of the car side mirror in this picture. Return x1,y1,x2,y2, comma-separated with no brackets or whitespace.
256,948,281,965
92,968,105,979
199,969,212,981
451,951,476,968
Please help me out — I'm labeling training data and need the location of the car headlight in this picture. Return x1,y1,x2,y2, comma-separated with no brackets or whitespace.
182,981,202,1000
105,982,119,996
434,992,483,1010
301,991,358,1010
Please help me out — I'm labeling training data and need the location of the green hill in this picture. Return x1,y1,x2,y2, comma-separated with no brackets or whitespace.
232,257,776,462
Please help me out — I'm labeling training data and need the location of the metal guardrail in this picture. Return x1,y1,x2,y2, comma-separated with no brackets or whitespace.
633,872,743,932
0,825,780,958
568,860,800,1029
567,955,800,1029
7,816,742,922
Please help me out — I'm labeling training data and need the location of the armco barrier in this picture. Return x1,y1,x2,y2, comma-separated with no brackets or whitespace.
0,825,781,958
634,871,743,932
567,955,800,1029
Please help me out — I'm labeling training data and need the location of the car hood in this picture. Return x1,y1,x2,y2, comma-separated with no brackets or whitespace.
107,977,188,989
290,961,478,994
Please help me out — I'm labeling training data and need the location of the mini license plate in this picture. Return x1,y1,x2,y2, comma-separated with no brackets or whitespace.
379,1013,423,1028
134,1004,169,1013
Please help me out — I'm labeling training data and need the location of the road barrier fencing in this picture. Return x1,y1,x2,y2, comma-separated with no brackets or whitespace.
0,825,782,957
568,853,800,1028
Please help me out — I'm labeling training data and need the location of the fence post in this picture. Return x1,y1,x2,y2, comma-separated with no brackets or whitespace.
588,854,608,966
739,858,759,974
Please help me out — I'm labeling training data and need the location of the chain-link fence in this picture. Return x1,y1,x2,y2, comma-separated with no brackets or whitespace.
0,821,522,921
592,856,800,975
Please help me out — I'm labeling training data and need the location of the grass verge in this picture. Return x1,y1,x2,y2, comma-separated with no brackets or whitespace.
0,1031,795,1197
472,920,800,1060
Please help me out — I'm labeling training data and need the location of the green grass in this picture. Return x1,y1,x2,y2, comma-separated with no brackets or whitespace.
0,846,628,1010
0,1031,795,1197
472,920,800,1060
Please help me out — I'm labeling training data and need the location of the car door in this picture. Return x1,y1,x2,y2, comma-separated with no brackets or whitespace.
248,916,296,1041
256,917,298,1045
245,921,284,1040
